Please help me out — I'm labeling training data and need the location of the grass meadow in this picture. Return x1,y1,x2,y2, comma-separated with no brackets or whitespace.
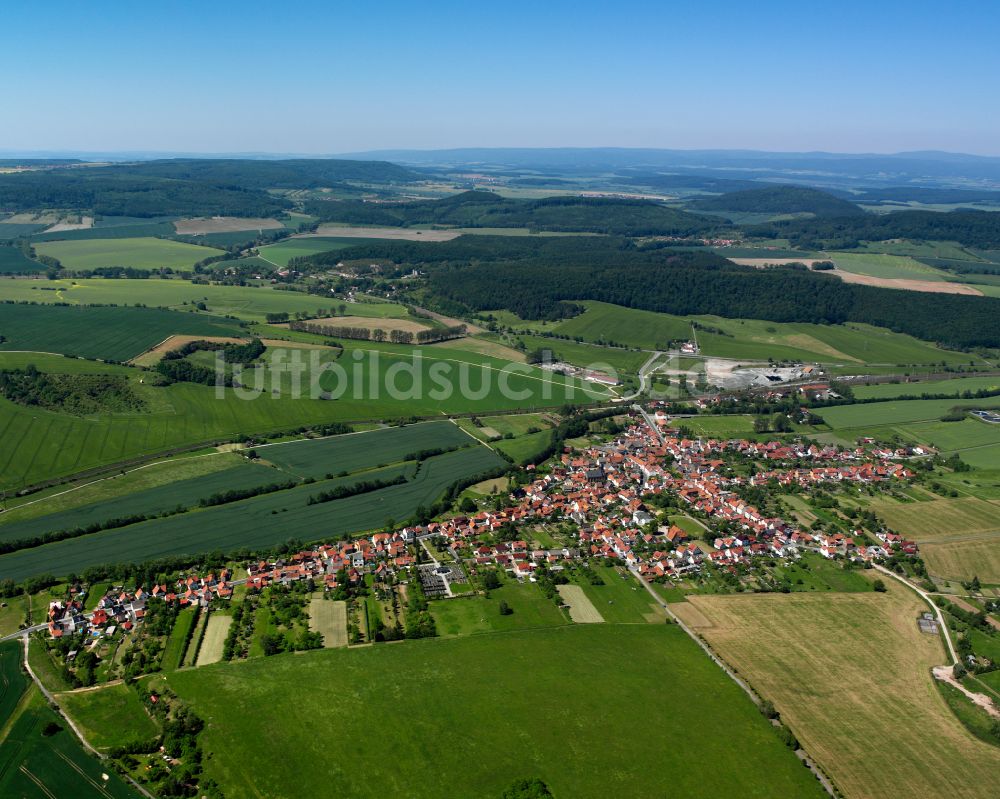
257,237,384,267
165,625,822,799
55,683,159,751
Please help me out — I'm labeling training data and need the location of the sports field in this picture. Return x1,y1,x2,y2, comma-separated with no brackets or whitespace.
0,302,243,360
0,446,505,582
166,625,822,798
33,236,224,270
56,683,159,751
673,589,1000,799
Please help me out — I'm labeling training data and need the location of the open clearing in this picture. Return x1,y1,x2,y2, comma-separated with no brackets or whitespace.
166,625,821,798
309,596,347,648
829,268,983,295
56,682,159,751
289,315,431,334
674,588,1000,799
309,225,462,241
196,614,232,666
33,236,224,271
173,217,283,235
556,584,604,622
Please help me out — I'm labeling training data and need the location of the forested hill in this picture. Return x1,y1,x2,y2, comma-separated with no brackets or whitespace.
0,158,417,218
690,185,864,217
750,209,1000,249
103,158,419,188
315,235,1000,349
304,190,720,235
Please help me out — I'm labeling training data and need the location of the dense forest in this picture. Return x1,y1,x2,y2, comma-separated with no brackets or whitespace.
314,235,1000,349
0,366,147,415
690,185,864,217
0,158,417,217
750,209,1000,249
304,190,720,235
0,171,291,217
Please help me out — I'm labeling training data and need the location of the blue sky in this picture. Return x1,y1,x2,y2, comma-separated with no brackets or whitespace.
2,0,998,155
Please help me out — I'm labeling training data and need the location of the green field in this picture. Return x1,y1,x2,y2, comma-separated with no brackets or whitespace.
257,237,384,267
166,625,821,798
261,420,472,478
0,446,506,582
493,428,554,464
0,640,29,723
829,251,952,280
430,578,569,636
854,375,1000,400
0,245,41,274
0,277,405,322
493,300,973,366
820,395,1000,429
56,682,160,751
0,688,141,798
0,338,596,490
0,302,243,360
33,236,223,271
516,333,649,376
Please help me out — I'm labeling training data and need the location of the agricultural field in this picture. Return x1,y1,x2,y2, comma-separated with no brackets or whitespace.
516,333,650,376
556,584,604,622
173,217,283,235
33,236,224,270
0,639,28,723
820,395,1000,430
854,375,1000,400
261,421,471,478
0,446,506,582
672,588,1000,799
0,276,397,322
165,625,822,798
257,237,384,266
493,428,553,464
830,251,952,281
549,300,692,348
569,564,667,623
196,614,232,666
0,244,41,273
55,682,159,751
0,688,142,799
0,302,243,360
161,606,199,671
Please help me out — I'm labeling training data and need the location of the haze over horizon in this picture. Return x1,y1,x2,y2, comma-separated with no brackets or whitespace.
3,0,999,157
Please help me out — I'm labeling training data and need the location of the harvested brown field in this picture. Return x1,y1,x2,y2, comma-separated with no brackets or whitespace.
829,268,983,295
557,584,604,623
921,537,1000,585
308,225,462,241
309,595,347,648
677,589,1000,799
128,334,247,366
195,613,232,666
173,217,283,235
44,215,94,232
290,315,431,334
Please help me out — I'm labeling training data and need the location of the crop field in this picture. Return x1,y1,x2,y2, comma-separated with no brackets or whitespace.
921,539,1000,585
31,221,177,242
493,428,553,464
33,236,224,270
166,625,821,799
0,302,243,360
829,251,952,280
0,689,141,798
261,421,471,478
257,237,384,266
673,589,1000,799
0,640,28,723
0,277,402,321
196,614,232,666
549,300,693,348
0,461,281,543
868,497,1000,540
0,340,586,490
820,395,1000,429
0,244,41,273
173,217,283,235
0,446,506,582
854,375,1000,400
0,222,48,240
55,683,159,751
309,596,347,648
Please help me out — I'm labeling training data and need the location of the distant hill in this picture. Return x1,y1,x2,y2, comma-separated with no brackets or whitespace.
690,185,865,217
305,190,720,236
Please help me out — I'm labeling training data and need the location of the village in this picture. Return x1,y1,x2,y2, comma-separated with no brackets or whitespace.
45,406,924,645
